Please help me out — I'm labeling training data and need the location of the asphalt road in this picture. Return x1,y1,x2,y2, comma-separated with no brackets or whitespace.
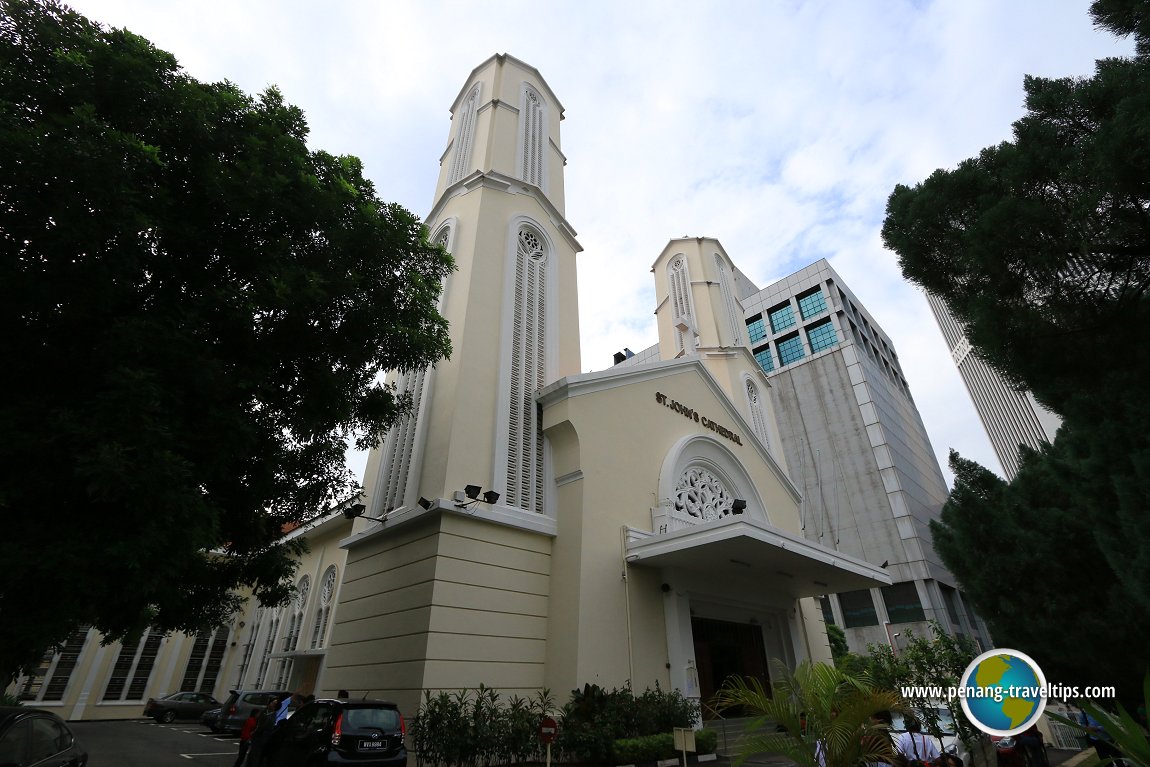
70,718,241,767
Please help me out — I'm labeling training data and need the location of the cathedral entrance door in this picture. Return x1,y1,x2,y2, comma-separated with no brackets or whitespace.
691,616,769,718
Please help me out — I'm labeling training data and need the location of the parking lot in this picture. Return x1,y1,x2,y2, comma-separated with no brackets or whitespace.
70,718,241,767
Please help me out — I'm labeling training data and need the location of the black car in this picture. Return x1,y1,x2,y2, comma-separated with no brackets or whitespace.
0,707,87,767
144,691,221,723
262,699,406,767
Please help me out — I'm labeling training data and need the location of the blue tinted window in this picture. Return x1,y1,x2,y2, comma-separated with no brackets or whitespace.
882,583,927,624
797,287,827,320
768,303,795,333
819,595,835,626
747,317,767,344
753,345,774,372
777,334,805,365
839,589,878,628
807,318,838,353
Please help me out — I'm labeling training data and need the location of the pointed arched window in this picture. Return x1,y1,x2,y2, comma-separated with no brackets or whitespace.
518,84,547,190
449,83,481,184
715,254,746,347
746,379,770,449
310,565,339,649
669,256,696,354
506,226,548,513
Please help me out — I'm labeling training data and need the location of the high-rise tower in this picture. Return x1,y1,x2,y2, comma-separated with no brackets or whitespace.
924,295,1060,480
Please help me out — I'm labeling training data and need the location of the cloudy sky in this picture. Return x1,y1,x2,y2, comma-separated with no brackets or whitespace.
64,0,1131,485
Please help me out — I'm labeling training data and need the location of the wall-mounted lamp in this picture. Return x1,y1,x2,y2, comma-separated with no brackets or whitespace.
343,502,387,524
731,499,747,515
455,485,500,509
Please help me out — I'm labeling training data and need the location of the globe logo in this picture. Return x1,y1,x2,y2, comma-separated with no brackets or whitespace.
960,649,1047,736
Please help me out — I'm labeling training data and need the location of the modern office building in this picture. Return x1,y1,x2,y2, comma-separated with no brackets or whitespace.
924,295,1061,480
736,262,990,652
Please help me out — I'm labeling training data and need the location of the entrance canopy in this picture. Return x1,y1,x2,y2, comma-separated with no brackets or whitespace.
625,516,890,598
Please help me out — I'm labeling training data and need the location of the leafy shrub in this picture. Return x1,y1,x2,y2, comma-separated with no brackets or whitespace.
410,685,554,767
695,729,717,755
635,682,698,735
613,733,675,764
611,729,718,765
557,682,702,763
411,681,700,766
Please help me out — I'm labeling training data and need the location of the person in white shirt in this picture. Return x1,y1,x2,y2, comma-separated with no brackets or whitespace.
896,717,941,766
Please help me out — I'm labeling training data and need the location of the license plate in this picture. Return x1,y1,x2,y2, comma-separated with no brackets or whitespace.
359,740,385,750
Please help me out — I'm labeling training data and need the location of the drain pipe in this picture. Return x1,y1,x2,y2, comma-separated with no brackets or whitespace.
620,526,635,682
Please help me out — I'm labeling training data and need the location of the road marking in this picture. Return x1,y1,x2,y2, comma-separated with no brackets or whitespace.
180,753,235,759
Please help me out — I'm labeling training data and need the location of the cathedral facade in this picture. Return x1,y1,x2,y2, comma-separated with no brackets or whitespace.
319,54,888,714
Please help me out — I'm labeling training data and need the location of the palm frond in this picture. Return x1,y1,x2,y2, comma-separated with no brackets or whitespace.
712,660,904,767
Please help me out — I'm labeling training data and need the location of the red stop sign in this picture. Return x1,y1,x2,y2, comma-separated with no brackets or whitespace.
539,715,558,743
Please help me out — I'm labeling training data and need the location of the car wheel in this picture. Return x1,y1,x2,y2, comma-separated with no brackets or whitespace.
159,710,177,724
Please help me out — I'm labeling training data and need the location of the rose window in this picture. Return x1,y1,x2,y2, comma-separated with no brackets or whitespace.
674,467,736,521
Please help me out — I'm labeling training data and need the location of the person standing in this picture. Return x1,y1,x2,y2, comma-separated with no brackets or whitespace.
246,700,279,767
233,710,258,767
896,717,940,767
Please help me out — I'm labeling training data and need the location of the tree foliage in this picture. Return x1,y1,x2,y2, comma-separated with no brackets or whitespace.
0,0,453,680
933,448,1148,698
881,0,1150,699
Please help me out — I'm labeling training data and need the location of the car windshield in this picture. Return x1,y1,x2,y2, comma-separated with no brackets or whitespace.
344,707,399,730
892,708,956,735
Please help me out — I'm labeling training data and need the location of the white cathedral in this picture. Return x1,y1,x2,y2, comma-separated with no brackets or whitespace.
319,53,890,712
11,54,900,721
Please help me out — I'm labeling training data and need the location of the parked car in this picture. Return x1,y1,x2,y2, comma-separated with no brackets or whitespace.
144,691,221,723
262,699,406,767
210,689,291,734
202,707,222,732
0,706,88,766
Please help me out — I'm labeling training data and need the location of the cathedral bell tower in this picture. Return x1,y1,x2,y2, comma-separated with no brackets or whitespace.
651,237,785,466
363,54,582,519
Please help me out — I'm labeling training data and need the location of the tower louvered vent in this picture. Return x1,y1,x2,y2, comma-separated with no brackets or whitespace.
506,228,547,513
519,85,546,189
449,83,481,184
669,256,695,353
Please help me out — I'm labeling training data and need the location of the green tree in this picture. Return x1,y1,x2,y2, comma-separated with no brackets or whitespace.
0,0,453,681
881,0,1150,698
932,447,1148,697
713,661,902,767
